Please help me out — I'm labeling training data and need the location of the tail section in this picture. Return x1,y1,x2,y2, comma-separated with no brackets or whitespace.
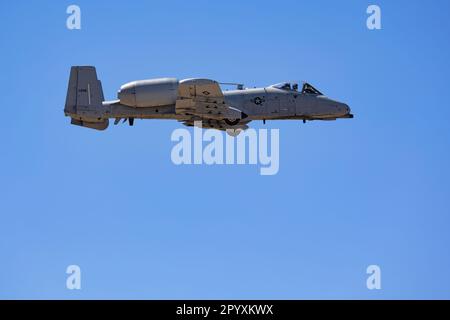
64,66,109,130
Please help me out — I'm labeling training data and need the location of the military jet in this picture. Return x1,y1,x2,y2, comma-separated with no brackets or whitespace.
64,66,353,135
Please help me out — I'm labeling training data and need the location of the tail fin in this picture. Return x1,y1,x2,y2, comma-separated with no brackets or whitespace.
64,66,109,130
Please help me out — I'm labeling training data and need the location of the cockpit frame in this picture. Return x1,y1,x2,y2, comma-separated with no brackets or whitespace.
270,82,324,95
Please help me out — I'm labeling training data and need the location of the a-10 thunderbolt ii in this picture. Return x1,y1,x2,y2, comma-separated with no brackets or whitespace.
64,66,353,135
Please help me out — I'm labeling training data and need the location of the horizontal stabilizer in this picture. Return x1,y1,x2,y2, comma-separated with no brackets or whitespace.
71,118,109,130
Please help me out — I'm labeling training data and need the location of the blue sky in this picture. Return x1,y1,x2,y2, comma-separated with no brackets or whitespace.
1,0,450,299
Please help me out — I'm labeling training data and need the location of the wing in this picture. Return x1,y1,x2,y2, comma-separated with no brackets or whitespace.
179,118,251,136
175,78,245,120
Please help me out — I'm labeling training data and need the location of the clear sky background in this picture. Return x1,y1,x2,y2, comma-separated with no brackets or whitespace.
1,0,450,299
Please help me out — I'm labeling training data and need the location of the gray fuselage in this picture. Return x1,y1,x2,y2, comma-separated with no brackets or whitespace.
103,86,351,122
64,67,353,132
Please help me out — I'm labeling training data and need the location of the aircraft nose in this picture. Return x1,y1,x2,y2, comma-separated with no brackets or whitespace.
340,103,354,118
336,102,350,114
343,104,350,114
332,102,353,118
317,97,353,118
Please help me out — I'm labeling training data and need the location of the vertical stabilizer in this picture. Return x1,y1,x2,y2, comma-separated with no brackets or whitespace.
64,66,108,130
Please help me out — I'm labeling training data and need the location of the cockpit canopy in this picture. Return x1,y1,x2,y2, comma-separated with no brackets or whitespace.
301,83,323,95
271,82,298,91
270,82,323,95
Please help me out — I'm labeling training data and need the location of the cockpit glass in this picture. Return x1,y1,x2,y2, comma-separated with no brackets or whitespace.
271,82,297,91
270,82,323,95
301,83,323,95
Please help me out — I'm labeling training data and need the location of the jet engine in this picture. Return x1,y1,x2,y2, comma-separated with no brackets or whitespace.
118,78,179,108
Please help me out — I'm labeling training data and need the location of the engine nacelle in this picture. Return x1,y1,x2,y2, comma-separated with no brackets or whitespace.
118,78,179,108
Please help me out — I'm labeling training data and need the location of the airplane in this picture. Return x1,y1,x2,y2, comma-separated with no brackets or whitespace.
64,66,353,136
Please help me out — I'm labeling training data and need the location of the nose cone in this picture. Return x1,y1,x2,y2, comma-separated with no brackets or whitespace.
314,96,353,119
340,103,353,118
332,100,352,118
340,103,350,114
337,102,347,113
